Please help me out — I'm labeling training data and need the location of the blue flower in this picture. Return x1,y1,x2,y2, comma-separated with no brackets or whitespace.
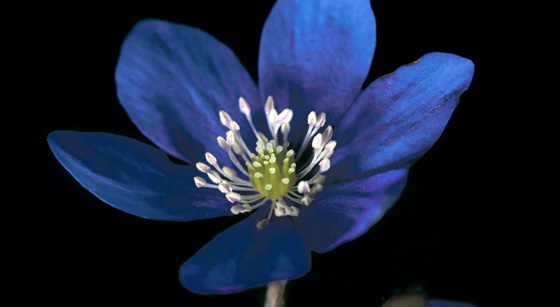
48,0,473,295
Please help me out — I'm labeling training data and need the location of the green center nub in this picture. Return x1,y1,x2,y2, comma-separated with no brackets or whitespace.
246,139,297,201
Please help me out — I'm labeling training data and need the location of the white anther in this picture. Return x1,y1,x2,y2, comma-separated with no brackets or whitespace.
217,136,229,150
205,152,217,165
230,204,244,215
322,126,333,144
253,161,262,168
276,146,283,154
276,109,293,124
230,120,240,131
222,166,237,178
196,162,211,173
313,183,324,192
194,177,207,188
288,168,295,174
325,140,337,153
301,195,314,206
254,172,263,178
268,108,278,124
270,156,277,163
263,161,269,165
281,178,290,184
274,200,299,217
286,149,295,158
232,142,243,155
312,133,323,149
239,97,251,116
307,111,317,125
297,181,311,194
219,110,232,127
207,170,222,184
226,131,235,146
316,112,326,127
281,123,290,137
265,96,275,115
265,184,272,191
256,218,270,230
225,192,242,203
218,182,232,194
319,159,331,173
269,168,276,174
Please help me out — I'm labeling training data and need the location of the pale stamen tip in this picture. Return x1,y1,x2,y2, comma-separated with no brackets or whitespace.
239,97,251,115
308,111,317,125
205,152,217,165
256,218,270,230
297,181,311,194
226,192,242,203
196,162,211,173
194,177,207,188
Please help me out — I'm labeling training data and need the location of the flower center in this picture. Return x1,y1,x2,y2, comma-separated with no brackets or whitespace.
193,96,336,229
247,139,296,201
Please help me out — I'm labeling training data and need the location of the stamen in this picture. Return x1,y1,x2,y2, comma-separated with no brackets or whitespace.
218,182,232,194
312,133,323,149
238,97,251,117
281,123,290,143
319,159,331,173
194,177,207,188
205,152,217,166
219,110,232,128
297,181,310,194
196,162,211,173
207,170,222,184
308,111,317,126
225,192,242,203
316,112,326,127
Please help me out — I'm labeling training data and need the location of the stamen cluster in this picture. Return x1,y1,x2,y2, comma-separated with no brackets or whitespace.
193,96,336,229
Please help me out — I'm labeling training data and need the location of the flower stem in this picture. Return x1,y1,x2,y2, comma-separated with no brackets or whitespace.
264,280,287,307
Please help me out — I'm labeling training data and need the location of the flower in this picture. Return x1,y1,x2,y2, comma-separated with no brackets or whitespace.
48,0,473,295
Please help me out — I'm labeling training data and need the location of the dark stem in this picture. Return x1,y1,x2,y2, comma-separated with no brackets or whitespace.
264,280,287,307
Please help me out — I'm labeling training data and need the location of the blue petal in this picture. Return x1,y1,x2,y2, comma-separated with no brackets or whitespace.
427,299,478,307
179,208,311,294
48,131,231,221
330,52,474,182
259,0,376,141
294,169,408,253
116,19,260,164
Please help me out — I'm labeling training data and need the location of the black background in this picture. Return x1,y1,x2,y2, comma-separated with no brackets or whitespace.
18,1,548,306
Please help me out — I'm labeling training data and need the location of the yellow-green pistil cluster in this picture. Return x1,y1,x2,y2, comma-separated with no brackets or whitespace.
247,140,296,201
